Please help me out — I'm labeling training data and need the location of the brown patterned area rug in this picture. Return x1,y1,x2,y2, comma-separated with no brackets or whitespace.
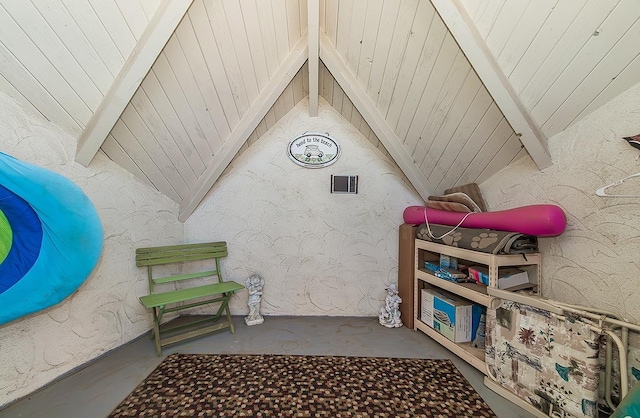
108,353,497,417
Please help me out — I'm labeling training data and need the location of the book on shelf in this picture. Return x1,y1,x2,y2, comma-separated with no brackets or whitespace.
467,266,535,290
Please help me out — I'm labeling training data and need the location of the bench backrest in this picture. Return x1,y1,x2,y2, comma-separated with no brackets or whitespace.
136,241,228,294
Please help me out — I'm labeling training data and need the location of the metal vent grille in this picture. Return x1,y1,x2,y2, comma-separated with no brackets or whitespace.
331,175,358,194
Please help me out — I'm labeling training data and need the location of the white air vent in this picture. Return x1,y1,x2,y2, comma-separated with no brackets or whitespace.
331,175,358,194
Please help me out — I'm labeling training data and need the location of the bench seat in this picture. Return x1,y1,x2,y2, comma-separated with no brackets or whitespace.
139,282,245,309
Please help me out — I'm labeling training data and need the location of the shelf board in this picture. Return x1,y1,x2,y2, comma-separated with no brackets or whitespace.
416,269,490,306
414,239,541,266
414,319,487,374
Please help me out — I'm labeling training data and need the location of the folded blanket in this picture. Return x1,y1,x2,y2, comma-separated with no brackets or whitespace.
444,183,488,212
416,223,538,254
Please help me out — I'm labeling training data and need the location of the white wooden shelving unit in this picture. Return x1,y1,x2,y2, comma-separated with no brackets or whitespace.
413,239,541,374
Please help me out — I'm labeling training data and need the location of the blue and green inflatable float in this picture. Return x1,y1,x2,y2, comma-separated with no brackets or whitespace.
0,152,103,325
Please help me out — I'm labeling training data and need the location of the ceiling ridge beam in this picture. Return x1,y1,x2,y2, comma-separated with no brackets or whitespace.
319,32,433,201
308,0,319,116
75,0,195,166
430,0,552,170
178,32,309,222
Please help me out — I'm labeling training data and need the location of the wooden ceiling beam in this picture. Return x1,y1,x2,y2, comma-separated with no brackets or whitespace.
308,0,319,117
319,33,433,201
430,0,552,170
75,0,195,166
179,32,309,222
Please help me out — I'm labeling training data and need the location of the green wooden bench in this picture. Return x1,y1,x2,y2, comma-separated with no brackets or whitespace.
137,241,244,355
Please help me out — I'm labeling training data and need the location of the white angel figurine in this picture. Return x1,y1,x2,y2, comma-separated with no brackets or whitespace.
245,274,265,326
379,284,403,328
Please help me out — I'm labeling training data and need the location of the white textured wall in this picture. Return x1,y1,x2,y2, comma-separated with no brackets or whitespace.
0,92,183,407
185,98,423,316
481,81,640,325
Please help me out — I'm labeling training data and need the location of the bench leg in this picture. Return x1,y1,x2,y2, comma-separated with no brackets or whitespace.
152,307,162,356
211,293,235,334
223,294,235,334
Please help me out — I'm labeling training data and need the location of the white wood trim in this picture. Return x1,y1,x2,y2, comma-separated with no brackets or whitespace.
430,0,552,170
385,0,436,131
308,0,319,117
178,32,309,222
87,0,136,65
101,133,154,188
292,65,305,103
299,0,308,34
272,0,290,61
356,0,384,88
138,0,162,21
286,0,302,47
422,69,479,176
319,32,433,201
188,0,239,130
365,1,402,100
75,0,195,166
323,0,338,45
221,0,259,105
30,0,114,94
0,42,83,136
239,1,269,92
255,0,279,79
115,0,149,39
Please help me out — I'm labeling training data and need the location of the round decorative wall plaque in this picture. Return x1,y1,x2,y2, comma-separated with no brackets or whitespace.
287,132,341,168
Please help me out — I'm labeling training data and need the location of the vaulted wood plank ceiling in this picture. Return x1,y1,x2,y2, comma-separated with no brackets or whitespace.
0,0,638,221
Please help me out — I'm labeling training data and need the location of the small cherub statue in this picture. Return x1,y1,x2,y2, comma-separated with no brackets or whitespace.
379,283,403,328
245,273,265,326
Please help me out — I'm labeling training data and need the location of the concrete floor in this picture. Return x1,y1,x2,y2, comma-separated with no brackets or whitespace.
0,316,535,418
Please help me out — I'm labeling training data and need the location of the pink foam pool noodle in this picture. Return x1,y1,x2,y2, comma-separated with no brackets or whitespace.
403,204,567,237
